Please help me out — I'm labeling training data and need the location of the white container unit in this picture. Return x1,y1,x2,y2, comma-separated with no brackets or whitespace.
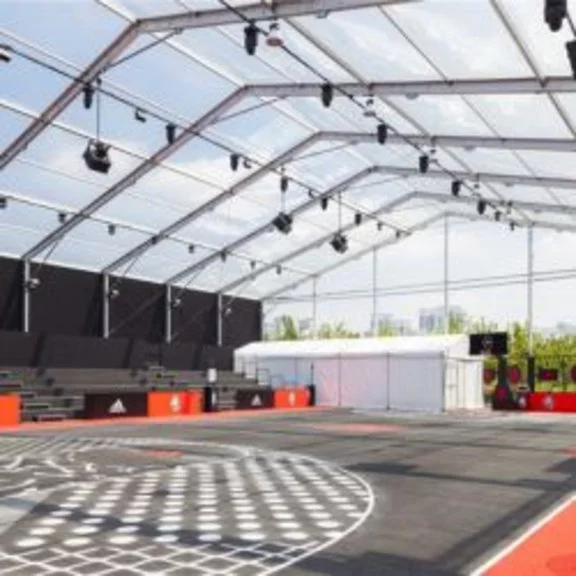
234,336,483,413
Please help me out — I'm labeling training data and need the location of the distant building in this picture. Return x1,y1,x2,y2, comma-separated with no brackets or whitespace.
371,313,414,336
418,306,467,334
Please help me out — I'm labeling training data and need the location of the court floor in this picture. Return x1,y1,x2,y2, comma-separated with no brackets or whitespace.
0,408,575,575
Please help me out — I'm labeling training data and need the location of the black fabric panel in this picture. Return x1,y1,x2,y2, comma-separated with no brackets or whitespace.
160,341,200,370
222,295,261,348
0,256,22,331
172,289,217,345
29,262,101,337
0,330,38,366
199,345,234,371
109,277,164,343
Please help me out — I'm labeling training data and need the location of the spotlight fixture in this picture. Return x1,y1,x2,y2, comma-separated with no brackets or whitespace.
477,199,487,215
243,157,252,169
134,108,146,123
363,97,376,118
545,0,567,32
83,84,95,110
494,210,502,222
26,277,40,291
272,212,293,235
566,40,576,79
330,232,348,254
266,21,284,47
307,189,315,199
280,174,289,193
230,153,240,172
58,212,67,224
506,200,513,215
419,154,430,174
395,230,403,240
108,224,116,236
354,212,362,226
166,123,177,144
151,235,159,245
377,221,383,231
321,83,333,108
510,221,516,231
83,140,111,174
0,44,12,63
220,250,227,263
276,265,282,275
171,297,182,309
108,287,120,300
320,197,329,211
0,196,6,209
377,123,388,145
244,23,258,56
451,180,461,197
250,260,256,270
188,244,195,254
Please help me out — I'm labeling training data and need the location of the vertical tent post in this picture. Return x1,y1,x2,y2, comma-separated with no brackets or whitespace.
165,284,172,344
312,276,318,339
372,247,378,337
527,224,536,391
443,214,450,334
102,273,110,339
22,259,30,333
217,292,223,347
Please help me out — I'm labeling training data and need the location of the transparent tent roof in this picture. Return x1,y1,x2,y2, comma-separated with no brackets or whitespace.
2,0,576,301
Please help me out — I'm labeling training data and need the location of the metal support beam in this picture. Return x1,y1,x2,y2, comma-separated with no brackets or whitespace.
527,224,534,356
139,0,415,34
165,284,172,344
166,165,372,285
102,274,110,339
218,192,416,295
372,248,378,337
0,23,140,170
248,76,576,99
24,88,245,262
443,213,449,335
312,276,318,340
22,260,30,334
373,166,576,191
264,213,445,301
217,293,223,348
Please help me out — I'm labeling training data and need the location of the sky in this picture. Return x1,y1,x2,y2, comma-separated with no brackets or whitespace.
2,0,576,334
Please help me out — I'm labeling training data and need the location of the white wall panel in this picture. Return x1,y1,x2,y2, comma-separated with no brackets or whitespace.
340,356,389,409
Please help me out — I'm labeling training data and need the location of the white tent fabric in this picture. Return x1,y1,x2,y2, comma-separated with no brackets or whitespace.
235,335,483,412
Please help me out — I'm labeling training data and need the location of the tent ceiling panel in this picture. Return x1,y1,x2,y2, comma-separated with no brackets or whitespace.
516,151,576,182
446,148,530,178
0,109,32,151
294,9,440,82
465,94,573,139
109,0,186,18
278,98,361,132
385,0,531,79
228,267,307,300
487,183,558,205
0,223,47,258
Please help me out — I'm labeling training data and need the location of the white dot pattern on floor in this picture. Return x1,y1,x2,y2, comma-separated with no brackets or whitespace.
0,436,373,576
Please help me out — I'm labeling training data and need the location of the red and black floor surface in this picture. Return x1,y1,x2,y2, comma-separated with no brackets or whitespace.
0,409,575,575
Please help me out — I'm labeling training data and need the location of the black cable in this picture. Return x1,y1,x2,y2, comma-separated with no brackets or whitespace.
106,31,179,70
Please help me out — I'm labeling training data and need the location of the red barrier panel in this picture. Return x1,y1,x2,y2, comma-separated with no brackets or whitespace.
147,390,204,418
274,388,310,409
0,395,20,427
523,392,576,413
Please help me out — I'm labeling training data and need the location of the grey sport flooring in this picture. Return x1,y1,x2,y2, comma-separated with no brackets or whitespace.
0,408,575,575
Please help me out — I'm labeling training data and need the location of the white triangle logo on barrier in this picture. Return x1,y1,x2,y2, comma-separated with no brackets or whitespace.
289,392,296,406
109,399,127,414
251,394,262,407
170,394,181,413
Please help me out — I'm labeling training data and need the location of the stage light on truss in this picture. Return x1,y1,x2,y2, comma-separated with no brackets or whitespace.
419,154,429,174
566,40,576,79
83,84,95,110
451,180,461,197
108,287,120,300
166,123,177,144
134,108,146,123
108,224,116,236
364,97,376,118
244,23,258,55
243,157,252,169
276,265,282,275
321,83,333,108
58,212,67,224
494,210,502,222
330,232,348,254
272,212,293,235
250,260,257,270
220,250,228,262
83,140,111,174
506,200,513,215
354,212,362,226
377,123,388,145
0,44,12,63
230,153,240,172
545,0,567,32
0,196,7,209
266,21,284,47
280,174,289,193
377,221,383,231
26,277,40,291
171,297,182,309
477,199,487,215
510,221,516,232
188,243,195,254
320,197,329,211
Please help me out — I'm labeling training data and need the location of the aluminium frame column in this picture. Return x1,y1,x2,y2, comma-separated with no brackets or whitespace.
527,224,534,355
444,213,450,334
217,293,223,347
22,259,30,333
312,276,318,339
102,274,110,339
372,248,378,337
165,285,173,344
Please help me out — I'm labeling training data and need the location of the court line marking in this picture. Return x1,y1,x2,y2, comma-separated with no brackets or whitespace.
469,492,576,576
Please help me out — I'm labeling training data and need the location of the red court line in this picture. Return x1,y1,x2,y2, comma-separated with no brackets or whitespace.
476,496,576,576
0,406,330,434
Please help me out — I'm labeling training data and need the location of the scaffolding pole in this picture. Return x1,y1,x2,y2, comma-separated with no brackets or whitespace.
444,214,450,334
165,285,172,344
217,293,223,347
22,260,30,333
527,224,534,355
312,277,318,339
372,248,378,337
102,274,110,339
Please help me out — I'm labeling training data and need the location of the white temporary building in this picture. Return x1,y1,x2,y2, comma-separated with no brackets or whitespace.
235,335,483,413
